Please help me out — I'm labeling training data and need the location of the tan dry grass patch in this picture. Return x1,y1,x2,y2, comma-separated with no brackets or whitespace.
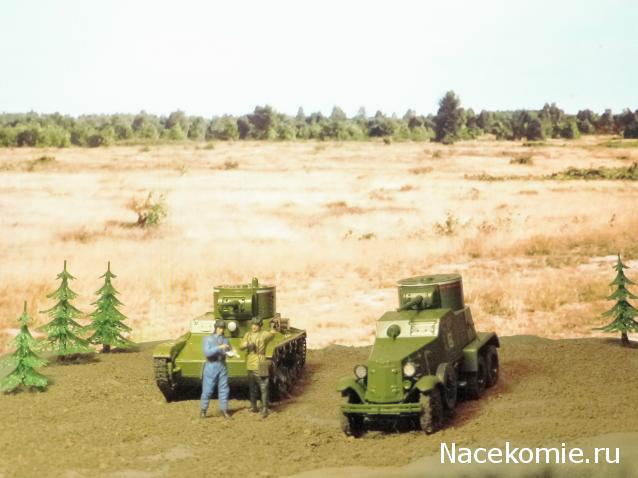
408,166,433,175
323,201,365,215
0,138,637,351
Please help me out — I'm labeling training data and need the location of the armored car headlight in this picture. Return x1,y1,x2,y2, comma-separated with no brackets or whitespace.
354,364,368,380
403,362,416,378
227,321,238,332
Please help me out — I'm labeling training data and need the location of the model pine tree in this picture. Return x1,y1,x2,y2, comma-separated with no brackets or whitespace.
84,262,134,352
40,260,92,358
594,254,638,346
0,302,48,392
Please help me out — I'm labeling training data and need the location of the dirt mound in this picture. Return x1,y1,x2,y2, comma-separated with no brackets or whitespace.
1,337,638,477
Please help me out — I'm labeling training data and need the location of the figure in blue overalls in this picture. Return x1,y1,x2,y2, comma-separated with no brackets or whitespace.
200,319,232,419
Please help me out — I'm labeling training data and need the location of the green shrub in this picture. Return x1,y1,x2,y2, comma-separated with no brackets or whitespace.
113,122,133,140
38,125,71,147
367,112,396,137
207,116,239,141
0,126,17,146
187,117,206,141
248,106,278,140
548,162,638,180
408,126,434,141
87,132,109,148
434,211,461,236
16,127,40,147
558,119,580,139
165,124,186,141
128,192,168,227
277,122,296,140
525,118,545,141
624,121,638,139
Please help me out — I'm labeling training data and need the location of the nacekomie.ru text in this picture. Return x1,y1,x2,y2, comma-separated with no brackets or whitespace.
441,442,620,465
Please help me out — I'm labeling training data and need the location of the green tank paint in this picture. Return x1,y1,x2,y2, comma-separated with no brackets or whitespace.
339,273,500,436
152,278,306,401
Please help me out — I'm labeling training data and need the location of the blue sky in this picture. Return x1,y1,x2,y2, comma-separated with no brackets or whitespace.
0,0,636,117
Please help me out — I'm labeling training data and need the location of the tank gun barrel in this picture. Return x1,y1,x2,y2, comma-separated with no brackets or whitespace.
397,295,424,311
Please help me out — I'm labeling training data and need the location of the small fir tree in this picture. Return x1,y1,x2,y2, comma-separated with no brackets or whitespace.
594,254,638,346
0,302,48,392
84,262,134,352
40,260,92,358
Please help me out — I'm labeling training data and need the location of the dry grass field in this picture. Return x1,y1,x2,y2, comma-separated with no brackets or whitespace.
1,136,637,352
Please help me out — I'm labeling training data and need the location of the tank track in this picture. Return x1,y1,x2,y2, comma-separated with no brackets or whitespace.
270,332,307,401
153,357,177,402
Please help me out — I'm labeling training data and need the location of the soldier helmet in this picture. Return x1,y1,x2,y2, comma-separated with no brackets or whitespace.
214,319,226,329
250,317,263,327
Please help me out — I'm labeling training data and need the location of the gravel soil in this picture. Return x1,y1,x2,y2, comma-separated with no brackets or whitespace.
1,336,638,477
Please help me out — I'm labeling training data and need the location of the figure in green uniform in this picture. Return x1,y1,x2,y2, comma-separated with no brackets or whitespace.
240,317,276,418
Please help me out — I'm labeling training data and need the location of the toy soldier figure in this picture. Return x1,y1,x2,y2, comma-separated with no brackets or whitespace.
200,319,232,419
240,317,276,418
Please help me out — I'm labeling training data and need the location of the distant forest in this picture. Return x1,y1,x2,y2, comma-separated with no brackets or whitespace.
1,91,637,148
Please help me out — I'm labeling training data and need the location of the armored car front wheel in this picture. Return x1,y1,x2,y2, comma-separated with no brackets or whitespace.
419,388,444,434
436,363,458,411
340,396,364,437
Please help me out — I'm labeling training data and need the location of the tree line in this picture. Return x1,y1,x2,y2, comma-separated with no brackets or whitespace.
1,91,637,148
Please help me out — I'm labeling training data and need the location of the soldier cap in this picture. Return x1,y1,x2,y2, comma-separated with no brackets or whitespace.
214,319,226,329
250,317,263,327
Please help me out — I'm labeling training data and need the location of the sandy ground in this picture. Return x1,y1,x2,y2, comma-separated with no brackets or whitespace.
1,137,638,354
0,336,637,477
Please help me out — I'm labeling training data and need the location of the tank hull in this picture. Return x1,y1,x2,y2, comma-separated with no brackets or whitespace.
152,279,306,402
153,327,306,401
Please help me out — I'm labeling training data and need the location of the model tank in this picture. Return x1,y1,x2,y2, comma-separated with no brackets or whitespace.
337,274,499,436
153,278,306,401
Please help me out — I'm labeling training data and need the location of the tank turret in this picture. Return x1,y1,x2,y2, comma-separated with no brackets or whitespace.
213,278,276,337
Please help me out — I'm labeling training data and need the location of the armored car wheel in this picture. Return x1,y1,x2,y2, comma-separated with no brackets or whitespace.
419,388,444,434
340,396,364,437
436,363,458,411
484,345,499,387
465,354,487,399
